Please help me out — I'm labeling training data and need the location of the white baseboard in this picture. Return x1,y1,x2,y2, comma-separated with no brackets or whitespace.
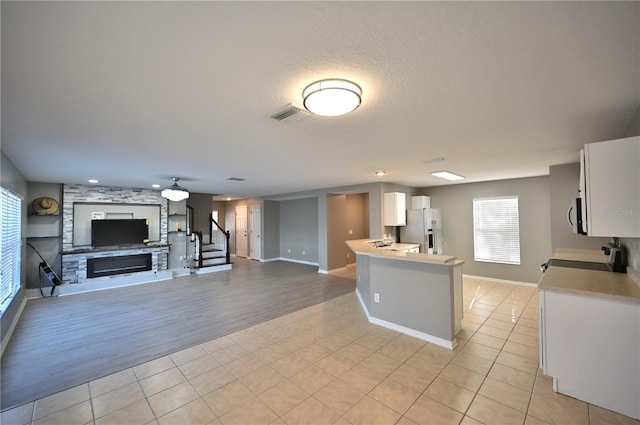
463,274,538,287
26,270,174,299
355,289,456,350
278,257,320,267
355,289,370,318
1,295,27,358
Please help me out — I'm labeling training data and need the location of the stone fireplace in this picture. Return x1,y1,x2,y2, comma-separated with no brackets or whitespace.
87,253,152,278
61,184,170,284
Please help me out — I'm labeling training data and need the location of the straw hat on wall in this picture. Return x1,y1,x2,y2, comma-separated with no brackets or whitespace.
32,197,59,215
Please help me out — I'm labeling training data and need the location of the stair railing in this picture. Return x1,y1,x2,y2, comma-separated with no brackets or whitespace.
209,217,231,265
192,231,203,269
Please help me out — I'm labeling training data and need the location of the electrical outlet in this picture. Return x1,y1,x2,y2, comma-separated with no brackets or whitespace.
348,229,353,235
302,250,305,255
374,293,380,303
346,252,350,258
288,249,291,253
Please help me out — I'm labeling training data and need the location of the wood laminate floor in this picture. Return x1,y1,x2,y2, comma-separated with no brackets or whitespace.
0,259,356,410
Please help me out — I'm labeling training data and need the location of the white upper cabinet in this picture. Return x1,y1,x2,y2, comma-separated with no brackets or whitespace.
383,192,406,226
583,136,640,237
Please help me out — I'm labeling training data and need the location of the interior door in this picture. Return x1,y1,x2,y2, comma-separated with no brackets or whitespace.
235,205,248,258
249,204,261,261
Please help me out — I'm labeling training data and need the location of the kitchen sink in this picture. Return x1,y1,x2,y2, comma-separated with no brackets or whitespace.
543,258,611,272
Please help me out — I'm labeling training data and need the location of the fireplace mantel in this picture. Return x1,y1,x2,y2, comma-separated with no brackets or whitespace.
62,243,169,255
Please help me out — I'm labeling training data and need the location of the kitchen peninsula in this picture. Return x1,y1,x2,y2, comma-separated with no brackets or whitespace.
347,239,464,349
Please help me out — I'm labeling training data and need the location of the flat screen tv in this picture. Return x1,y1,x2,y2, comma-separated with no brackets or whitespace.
91,219,149,247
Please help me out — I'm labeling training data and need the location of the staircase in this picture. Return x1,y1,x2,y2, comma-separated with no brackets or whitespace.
192,216,232,274
199,243,227,267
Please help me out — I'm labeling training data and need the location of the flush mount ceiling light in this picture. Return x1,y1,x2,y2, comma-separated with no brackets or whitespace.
302,79,362,116
161,177,189,202
431,171,465,181
375,171,386,177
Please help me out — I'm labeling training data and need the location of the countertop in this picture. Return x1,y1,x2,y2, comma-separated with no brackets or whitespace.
369,242,420,252
539,248,640,303
347,239,463,266
551,248,609,264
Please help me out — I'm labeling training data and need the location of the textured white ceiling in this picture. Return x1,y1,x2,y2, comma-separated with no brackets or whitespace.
2,1,639,198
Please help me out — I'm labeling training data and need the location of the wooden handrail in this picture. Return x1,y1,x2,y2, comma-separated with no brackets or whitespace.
192,231,203,268
209,217,231,265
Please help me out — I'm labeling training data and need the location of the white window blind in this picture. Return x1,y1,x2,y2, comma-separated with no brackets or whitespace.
1,187,22,308
473,196,521,265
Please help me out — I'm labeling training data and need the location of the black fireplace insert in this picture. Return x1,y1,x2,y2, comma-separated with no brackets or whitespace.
87,253,152,278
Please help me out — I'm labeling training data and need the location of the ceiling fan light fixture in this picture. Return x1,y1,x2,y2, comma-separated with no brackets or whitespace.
161,177,190,202
303,79,362,116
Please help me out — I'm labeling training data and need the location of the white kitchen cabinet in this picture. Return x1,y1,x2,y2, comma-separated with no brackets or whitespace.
383,192,406,226
583,136,640,237
539,289,640,420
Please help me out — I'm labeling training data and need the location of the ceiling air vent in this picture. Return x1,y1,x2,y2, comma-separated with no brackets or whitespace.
226,177,246,182
270,103,310,123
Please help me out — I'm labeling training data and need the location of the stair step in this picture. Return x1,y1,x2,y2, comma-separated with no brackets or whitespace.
199,257,227,267
202,245,223,252
202,251,226,259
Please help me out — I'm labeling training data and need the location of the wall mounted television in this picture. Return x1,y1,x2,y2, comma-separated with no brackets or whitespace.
91,219,149,248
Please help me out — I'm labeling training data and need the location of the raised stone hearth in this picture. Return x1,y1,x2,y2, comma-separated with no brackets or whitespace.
62,246,169,284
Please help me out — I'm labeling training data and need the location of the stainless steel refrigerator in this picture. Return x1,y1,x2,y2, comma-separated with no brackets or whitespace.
400,208,443,254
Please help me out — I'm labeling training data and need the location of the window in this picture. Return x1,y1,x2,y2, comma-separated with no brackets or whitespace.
473,196,520,265
1,187,22,311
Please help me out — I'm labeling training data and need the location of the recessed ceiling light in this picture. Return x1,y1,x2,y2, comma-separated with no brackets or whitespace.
375,171,386,177
152,184,160,188
431,171,465,181
88,179,99,184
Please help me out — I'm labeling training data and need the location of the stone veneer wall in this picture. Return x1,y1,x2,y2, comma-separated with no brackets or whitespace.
62,247,169,283
62,184,169,283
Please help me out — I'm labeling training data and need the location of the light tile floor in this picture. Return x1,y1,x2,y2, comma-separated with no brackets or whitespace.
3,277,639,425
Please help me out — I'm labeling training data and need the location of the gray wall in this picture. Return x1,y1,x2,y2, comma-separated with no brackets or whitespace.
279,197,319,263
1,151,28,343
262,200,280,260
423,176,552,284
370,257,455,341
212,201,227,230
549,163,609,251
264,182,392,272
187,193,214,235
25,182,62,289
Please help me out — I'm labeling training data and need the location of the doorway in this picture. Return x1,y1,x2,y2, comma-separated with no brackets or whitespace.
235,205,248,258
327,192,370,271
249,204,261,261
